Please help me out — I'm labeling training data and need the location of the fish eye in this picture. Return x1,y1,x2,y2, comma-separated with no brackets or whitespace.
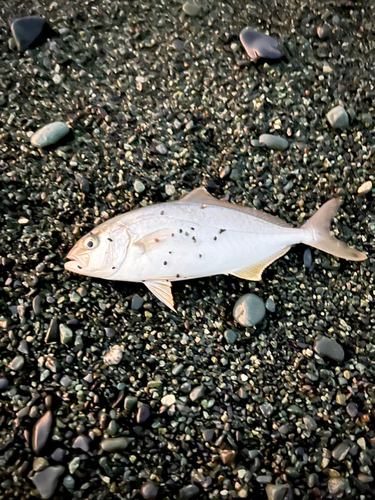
85,236,99,249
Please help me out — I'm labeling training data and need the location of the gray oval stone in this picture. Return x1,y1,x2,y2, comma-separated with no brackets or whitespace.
189,385,205,402
30,122,70,148
100,437,134,452
259,134,289,151
224,329,238,344
233,293,266,327
179,484,200,500
32,410,53,454
141,481,159,499
314,335,344,362
240,28,281,60
59,324,73,344
326,106,349,129
8,355,25,371
32,465,65,499
182,2,201,16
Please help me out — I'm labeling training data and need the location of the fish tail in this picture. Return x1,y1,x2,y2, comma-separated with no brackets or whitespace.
301,199,367,261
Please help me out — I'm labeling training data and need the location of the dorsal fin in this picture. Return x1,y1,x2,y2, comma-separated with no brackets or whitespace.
179,187,292,228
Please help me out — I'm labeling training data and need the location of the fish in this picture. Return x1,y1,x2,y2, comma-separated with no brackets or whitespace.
64,187,367,311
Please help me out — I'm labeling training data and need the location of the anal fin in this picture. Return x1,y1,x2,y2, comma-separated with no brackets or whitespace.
230,246,291,281
144,280,176,312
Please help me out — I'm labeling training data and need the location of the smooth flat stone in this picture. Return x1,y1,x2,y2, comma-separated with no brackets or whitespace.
141,481,159,499
265,484,288,500
8,355,25,371
100,437,134,452
358,181,372,195
189,385,205,402
233,293,266,327
332,442,351,461
326,106,349,129
259,134,289,151
179,485,200,499
32,410,53,454
182,2,201,16
32,465,65,499
314,335,344,362
240,28,281,60
11,16,47,51
30,122,70,148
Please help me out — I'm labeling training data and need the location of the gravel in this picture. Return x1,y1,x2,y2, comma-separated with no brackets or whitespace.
1,0,374,499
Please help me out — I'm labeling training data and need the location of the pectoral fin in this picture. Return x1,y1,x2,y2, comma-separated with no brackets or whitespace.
133,229,173,252
230,246,291,281
144,280,176,311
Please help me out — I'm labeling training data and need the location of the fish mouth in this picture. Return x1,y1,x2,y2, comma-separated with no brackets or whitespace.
64,252,86,271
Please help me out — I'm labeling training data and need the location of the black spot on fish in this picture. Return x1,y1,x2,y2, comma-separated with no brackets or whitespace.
192,236,196,242
199,254,202,258
77,265,82,269
179,229,183,233
155,238,159,242
169,251,172,254
171,233,174,237
176,273,180,278
164,261,167,265
112,266,116,269
107,238,113,242
219,229,226,234
214,236,217,241
160,211,164,215
191,227,195,230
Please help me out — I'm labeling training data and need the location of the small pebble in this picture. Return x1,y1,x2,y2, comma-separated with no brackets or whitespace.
240,28,281,60
314,335,344,362
182,2,201,17
179,484,200,500
303,248,313,268
233,293,266,327
134,179,146,194
189,385,205,402
265,484,287,500
155,143,167,154
103,345,123,365
59,324,73,344
317,25,330,39
265,298,276,313
332,442,351,461
328,477,346,495
30,122,70,148
124,396,138,410
137,404,151,423
141,481,159,499
0,378,9,391
32,295,42,315
224,329,238,344
220,449,236,465
346,402,358,418
260,402,274,418
131,294,144,310
326,106,349,129
259,134,288,151
161,394,176,407
358,181,372,195
165,184,176,196
8,355,25,371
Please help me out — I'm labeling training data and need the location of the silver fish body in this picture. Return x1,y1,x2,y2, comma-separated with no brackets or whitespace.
65,188,366,310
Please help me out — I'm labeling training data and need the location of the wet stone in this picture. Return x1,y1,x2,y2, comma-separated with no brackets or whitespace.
155,143,167,154
33,457,49,472
59,324,73,344
332,442,351,461
259,134,288,151
8,355,25,371
31,122,70,148
303,415,317,431
328,477,347,495
17,339,29,355
256,475,272,484
10,16,47,51
60,375,72,387
161,394,176,407
224,329,238,344
233,293,265,327
32,465,65,499
141,481,159,499
358,181,372,195
314,335,344,362
265,484,288,500
134,179,145,194
131,294,144,310
100,437,134,452
124,396,138,410
137,404,151,423
182,2,201,17
179,484,200,499
220,449,236,465
260,402,274,418
72,435,91,452
202,428,215,442
317,24,330,39
0,378,9,391
346,402,358,418
32,410,53,454
240,28,281,60
32,295,42,315
189,385,205,402
307,473,319,488
303,248,313,268
103,345,123,365
45,318,58,343
265,298,276,313
51,448,66,462
326,106,349,129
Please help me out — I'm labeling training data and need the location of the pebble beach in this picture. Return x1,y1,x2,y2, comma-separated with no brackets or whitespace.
0,1,374,499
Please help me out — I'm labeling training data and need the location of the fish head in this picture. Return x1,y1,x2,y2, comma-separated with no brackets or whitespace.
64,220,129,279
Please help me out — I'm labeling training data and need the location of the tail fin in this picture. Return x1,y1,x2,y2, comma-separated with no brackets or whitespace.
302,199,367,261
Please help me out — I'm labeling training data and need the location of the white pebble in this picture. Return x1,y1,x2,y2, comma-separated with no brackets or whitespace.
357,181,372,195
103,345,123,365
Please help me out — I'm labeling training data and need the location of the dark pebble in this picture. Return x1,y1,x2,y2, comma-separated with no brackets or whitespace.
240,28,281,60
303,248,313,268
137,404,151,423
346,402,358,418
141,481,159,499
72,435,91,452
0,378,10,391
10,16,47,51
179,484,200,500
32,465,65,499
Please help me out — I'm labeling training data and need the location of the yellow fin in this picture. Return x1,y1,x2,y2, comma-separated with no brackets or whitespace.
144,280,176,311
230,246,291,281
179,187,291,228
